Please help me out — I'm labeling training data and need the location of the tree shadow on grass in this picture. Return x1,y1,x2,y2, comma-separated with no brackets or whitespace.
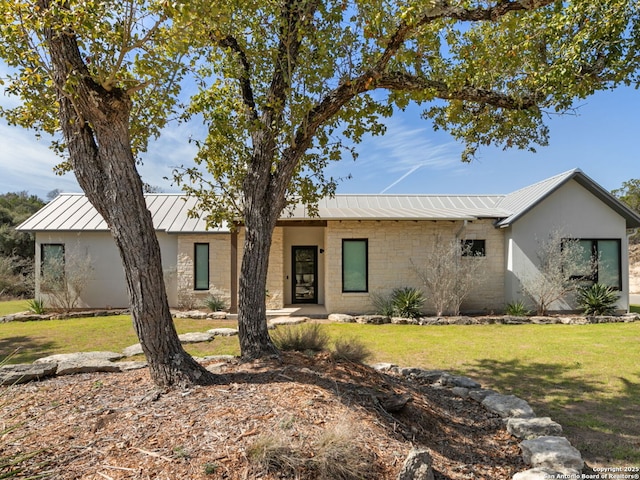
0,336,57,364
463,358,640,466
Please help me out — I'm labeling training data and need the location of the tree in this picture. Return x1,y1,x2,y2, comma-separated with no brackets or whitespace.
174,0,639,358
613,179,640,243
0,1,215,386
519,231,592,315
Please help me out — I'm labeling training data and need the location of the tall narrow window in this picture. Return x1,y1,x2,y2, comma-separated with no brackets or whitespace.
41,244,65,285
342,239,368,292
194,243,209,290
567,239,621,290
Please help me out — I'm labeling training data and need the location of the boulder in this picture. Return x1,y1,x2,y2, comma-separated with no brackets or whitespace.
122,344,144,357
451,387,469,398
178,332,214,343
34,351,124,364
397,449,434,480
482,394,535,418
519,436,584,472
469,388,498,402
207,328,239,336
56,359,121,376
370,362,397,371
438,374,481,389
507,417,563,440
268,316,309,326
355,315,389,324
0,362,57,385
327,313,354,323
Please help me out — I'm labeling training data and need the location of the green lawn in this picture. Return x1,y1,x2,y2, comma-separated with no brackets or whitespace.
1,304,639,467
0,299,30,316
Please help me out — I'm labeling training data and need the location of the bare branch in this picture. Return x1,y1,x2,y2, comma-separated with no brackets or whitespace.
218,35,258,122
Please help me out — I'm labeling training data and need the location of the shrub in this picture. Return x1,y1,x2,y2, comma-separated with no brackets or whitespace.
370,291,395,317
26,298,46,315
505,300,530,317
204,294,226,312
576,283,619,316
390,287,424,319
246,435,301,476
271,323,329,352
331,337,371,363
308,427,376,480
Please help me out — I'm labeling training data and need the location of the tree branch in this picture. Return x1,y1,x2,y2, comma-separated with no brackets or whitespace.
218,35,258,122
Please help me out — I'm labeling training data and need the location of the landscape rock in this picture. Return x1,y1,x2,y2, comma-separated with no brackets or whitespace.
122,344,144,357
178,332,214,343
370,362,397,371
0,362,57,385
519,436,584,472
378,393,413,412
469,388,498,402
438,374,481,389
512,467,580,480
173,310,228,319
207,328,239,336
327,313,354,323
397,448,434,480
482,394,536,418
34,351,124,364
415,370,447,383
56,359,121,376
391,316,419,324
268,316,309,326
451,387,469,398
507,417,563,440
355,314,390,324
116,361,148,371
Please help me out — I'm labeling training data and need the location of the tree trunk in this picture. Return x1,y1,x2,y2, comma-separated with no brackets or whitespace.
41,4,216,387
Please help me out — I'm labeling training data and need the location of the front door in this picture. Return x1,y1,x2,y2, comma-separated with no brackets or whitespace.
292,246,318,304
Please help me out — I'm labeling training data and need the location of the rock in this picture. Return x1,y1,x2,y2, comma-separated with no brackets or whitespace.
512,467,580,480
268,316,309,326
0,362,57,385
56,359,121,376
355,315,389,324
519,436,584,472
327,313,354,323
415,370,447,383
469,388,498,402
378,393,412,412
370,362,397,371
391,316,418,324
116,361,148,371
207,328,239,336
397,449,434,480
393,366,428,377
178,332,214,343
451,387,469,398
482,394,535,418
439,374,481,389
34,351,124,364
122,344,144,357
507,417,563,440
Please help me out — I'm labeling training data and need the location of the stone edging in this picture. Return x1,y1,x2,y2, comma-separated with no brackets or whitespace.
373,363,584,479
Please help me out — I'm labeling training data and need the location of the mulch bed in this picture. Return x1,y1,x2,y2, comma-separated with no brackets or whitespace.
1,352,525,479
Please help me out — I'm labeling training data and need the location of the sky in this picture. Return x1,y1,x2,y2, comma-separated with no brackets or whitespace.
0,84,638,200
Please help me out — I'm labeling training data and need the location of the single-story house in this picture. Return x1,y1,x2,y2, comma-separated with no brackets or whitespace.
18,168,640,314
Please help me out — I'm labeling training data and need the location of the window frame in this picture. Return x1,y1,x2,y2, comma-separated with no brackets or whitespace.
461,239,486,257
194,242,210,291
565,238,622,290
342,239,368,293
40,243,65,277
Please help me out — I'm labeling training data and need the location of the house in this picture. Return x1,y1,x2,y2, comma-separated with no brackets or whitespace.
18,168,640,314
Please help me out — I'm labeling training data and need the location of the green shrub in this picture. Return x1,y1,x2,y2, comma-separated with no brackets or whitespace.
204,294,227,312
577,283,619,316
271,323,329,352
26,298,45,315
331,337,372,363
505,300,530,317
370,291,395,317
390,287,425,319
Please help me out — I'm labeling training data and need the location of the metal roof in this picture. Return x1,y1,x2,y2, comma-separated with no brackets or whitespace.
17,169,640,232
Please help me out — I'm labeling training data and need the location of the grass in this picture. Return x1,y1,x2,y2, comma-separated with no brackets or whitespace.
1,301,639,466
0,299,30,316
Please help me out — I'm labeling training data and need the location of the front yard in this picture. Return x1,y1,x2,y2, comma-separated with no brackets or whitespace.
1,303,638,468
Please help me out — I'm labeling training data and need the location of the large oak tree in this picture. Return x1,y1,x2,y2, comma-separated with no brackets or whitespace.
0,0,216,387
175,0,639,358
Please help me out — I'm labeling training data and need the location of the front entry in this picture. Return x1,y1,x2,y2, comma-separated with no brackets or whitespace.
292,246,318,304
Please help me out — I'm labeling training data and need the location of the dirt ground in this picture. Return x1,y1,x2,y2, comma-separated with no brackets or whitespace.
1,352,526,479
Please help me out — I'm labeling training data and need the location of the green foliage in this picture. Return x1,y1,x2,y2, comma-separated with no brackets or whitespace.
0,255,33,299
390,287,425,319
576,283,620,316
331,337,371,364
26,298,45,315
370,291,395,317
270,323,329,353
203,294,226,312
613,179,640,243
505,300,531,317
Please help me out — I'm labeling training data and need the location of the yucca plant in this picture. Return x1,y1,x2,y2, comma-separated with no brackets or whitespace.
505,300,531,317
576,283,619,316
203,294,226,312
26,298,46,315
391,287,425,319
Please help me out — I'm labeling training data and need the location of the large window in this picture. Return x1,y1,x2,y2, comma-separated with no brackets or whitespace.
41,244,65,284
342,239,368,292
194,243,210,290
568,239,621,290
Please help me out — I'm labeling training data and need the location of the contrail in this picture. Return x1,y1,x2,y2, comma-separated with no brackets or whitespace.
380,164,423,194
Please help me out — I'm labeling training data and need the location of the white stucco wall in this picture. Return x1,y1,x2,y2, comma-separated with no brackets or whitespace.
35,231,178,309
504,179,630,311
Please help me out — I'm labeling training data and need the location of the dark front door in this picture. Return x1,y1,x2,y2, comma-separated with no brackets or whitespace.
292,246,318,304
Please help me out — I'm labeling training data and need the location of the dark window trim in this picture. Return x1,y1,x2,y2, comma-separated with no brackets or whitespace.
342,238,368,293
40,243,65,276
461,239,486,257
194,243,210,291
564,238,622,290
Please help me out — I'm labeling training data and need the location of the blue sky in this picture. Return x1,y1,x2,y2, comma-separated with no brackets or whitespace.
0,84,638,199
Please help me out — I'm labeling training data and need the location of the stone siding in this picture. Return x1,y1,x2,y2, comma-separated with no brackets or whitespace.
324,220,505,314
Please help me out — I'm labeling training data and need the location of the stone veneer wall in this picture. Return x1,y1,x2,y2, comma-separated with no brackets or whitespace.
324,219,505,314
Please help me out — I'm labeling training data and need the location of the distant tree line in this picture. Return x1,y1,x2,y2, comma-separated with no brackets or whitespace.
613,180,640,244
0,191,48,298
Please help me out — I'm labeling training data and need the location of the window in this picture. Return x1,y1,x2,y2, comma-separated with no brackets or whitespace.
567,239,621,290
342,239,368,292
194,243,210,290
461,239,486,256
41,244,65,288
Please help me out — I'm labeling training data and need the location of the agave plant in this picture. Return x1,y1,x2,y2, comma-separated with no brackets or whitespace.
391,287,425,319
576,283,619,316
